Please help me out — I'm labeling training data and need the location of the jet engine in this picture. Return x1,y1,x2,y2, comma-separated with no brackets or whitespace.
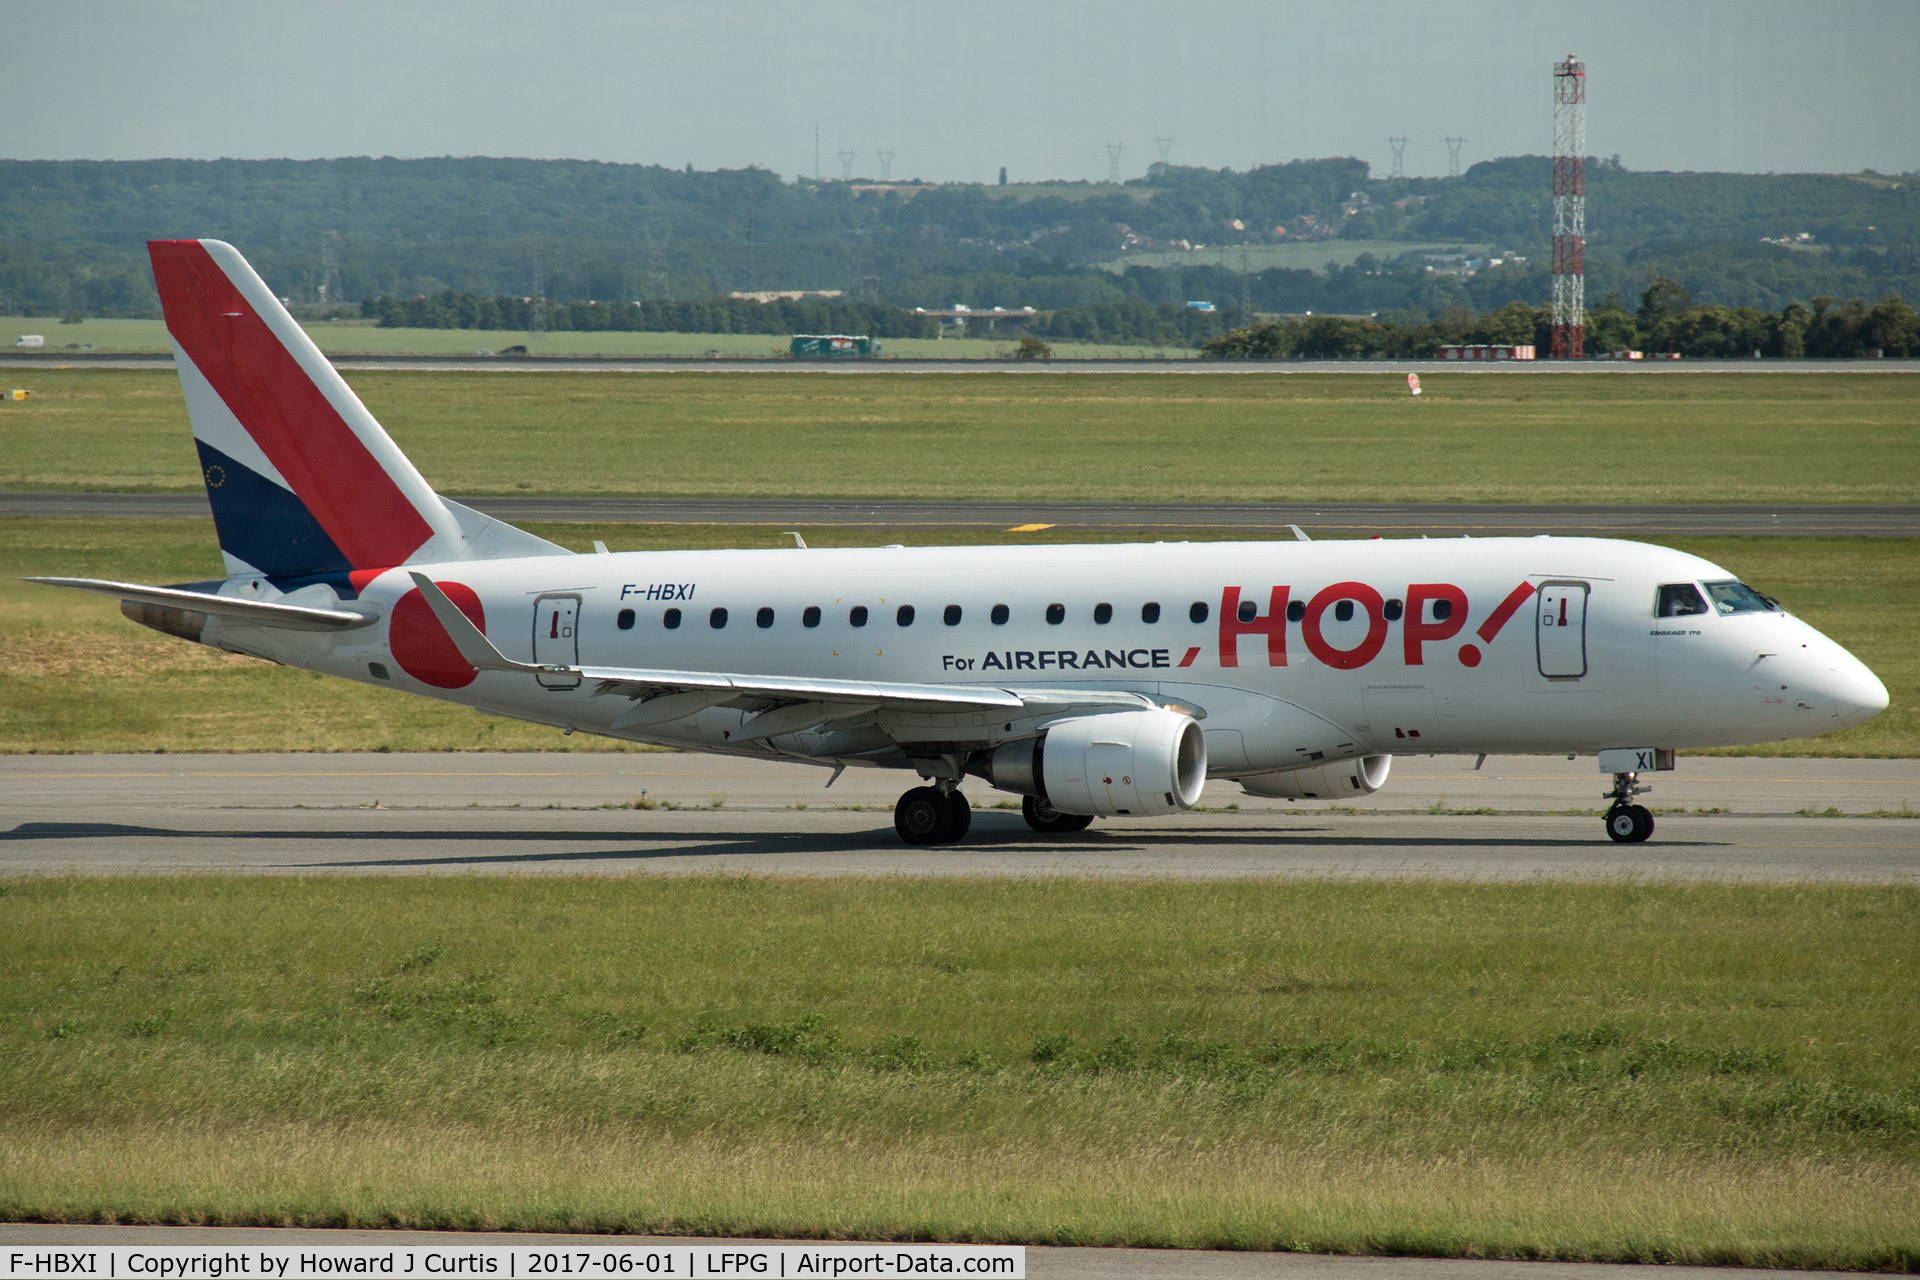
1238,755,1392,800
970,709,1206,817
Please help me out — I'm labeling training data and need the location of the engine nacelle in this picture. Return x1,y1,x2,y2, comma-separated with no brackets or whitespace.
970,709,1207,817
1239,754,1392,800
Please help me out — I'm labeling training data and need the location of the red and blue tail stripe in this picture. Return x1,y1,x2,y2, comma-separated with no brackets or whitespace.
149,239,463,590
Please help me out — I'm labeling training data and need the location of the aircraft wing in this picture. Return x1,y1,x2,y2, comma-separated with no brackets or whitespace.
25,576,378,632
406,572,1157,735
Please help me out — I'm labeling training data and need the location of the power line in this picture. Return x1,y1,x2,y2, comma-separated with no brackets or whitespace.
1443,137,1466,178
836,149,855,181
1386,137,1407,180
876,150,894,181
1105,143,1125,184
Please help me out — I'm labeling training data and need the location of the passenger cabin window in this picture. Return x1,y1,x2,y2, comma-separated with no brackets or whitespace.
756,607,775,628
990,604,1010,625
1190,601,1209,623
849,606,868,627
1237,599,1258,623
897,605,915,626
944,605,962,625
1703,580,1779,615
1093,603,1112,624
1431,598,1453,621
709,607,728,629
1141,602,1160,623
1286,600,1305,622
664,608,682,629
1334,600,1355,622
1045,603,1065,625
1383,599,1403,621
617,609,636,630
803,606,821,628
1655,583,1709,617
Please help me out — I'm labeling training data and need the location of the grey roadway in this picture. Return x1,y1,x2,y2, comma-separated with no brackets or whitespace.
6,493,1915,536
7,352,1920,376
3,753,1914,883
0,1228,1864,1280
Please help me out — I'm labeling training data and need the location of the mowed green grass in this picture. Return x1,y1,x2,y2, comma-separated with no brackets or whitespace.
3,368,1914,503
2,519,1913,756
2,877,1914,1265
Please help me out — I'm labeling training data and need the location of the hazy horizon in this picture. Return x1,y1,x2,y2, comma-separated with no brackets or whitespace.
5,0,1916,182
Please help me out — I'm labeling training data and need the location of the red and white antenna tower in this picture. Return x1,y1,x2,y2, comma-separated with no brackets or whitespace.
1550,53,1586,359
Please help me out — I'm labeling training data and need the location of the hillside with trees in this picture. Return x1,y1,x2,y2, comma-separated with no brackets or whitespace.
2,156,1913,341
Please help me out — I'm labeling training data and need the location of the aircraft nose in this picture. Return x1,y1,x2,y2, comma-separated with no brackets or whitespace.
1831,657,1890,727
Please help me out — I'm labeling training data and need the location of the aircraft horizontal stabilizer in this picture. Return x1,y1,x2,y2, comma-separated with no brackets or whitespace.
24,577,377,632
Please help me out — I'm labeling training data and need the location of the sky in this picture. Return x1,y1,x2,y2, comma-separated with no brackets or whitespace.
5,0,1917,182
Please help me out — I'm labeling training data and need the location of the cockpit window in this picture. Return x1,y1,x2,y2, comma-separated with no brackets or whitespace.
1654,583,1709,617
1702,580,1780,615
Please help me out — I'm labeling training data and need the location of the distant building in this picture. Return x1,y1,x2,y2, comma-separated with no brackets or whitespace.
1437,344,1535,361
731,290,844,303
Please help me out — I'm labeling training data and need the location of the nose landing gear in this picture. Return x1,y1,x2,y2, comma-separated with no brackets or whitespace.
1603,770,1655,843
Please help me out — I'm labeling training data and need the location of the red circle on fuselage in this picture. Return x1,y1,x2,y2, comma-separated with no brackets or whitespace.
389,583,486,688
1458,643,1482,667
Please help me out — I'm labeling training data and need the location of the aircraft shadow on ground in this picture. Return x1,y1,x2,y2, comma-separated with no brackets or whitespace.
3,819,1712,871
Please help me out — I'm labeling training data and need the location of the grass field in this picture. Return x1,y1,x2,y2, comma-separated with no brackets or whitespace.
3,368,1915,504
3,519,1912,756
6,318,1192,361
2,877,1914,1266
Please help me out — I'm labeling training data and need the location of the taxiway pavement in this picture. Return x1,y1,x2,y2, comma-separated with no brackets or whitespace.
6,493,1914,537
3,753,1913,883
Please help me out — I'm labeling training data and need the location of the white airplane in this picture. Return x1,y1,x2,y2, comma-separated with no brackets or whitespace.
31,241,1889,845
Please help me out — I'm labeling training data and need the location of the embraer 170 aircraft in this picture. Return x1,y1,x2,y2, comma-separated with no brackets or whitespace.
31,241,1889,845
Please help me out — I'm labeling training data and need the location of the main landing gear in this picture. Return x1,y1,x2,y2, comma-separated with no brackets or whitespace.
1023,795,1094,834
891,786,1097,844
1603,770,1656,844
894,784,972,845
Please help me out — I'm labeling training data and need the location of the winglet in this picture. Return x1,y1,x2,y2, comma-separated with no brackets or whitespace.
407,572,572,677
1288,524,1311,542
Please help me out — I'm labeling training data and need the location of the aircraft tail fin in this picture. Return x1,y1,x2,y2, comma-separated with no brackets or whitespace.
148,239,563,591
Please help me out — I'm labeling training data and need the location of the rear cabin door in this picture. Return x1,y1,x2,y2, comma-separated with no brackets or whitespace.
1535,581,1590,679
532,593,582,689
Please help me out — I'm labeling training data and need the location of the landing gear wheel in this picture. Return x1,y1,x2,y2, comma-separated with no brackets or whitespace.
1605,804,1655,844
1023,794,1094,834
895,786,954,845
945,791,972,844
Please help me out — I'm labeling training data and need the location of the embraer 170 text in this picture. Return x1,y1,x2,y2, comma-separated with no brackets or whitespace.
31,241,1890,845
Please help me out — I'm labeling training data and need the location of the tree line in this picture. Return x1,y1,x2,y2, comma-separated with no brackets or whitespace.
363,292,938,339
4,156,1915,316
1200,281,1920,360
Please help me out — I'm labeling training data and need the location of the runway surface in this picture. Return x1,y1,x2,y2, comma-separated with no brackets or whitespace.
4,753,1913,883
8,492,1914,536
0,1227,1858,1280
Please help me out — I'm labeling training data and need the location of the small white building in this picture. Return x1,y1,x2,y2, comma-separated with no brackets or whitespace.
1438,344,1535,361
